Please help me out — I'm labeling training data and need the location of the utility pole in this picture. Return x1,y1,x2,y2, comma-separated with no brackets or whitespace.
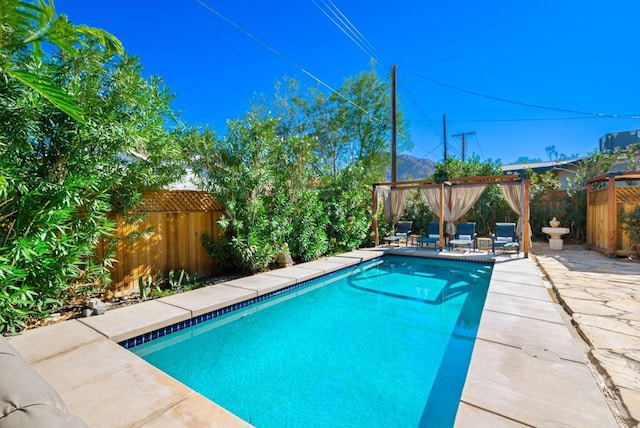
391,64,397,183
452,131,476,162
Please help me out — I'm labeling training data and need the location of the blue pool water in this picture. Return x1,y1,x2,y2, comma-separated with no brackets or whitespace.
131,255,492,427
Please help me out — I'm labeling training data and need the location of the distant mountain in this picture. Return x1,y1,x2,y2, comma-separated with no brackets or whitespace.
384,153,436,182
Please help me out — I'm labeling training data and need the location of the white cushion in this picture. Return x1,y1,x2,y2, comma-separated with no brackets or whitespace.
496,237,513,242
458,234,471,241
428,234,439,239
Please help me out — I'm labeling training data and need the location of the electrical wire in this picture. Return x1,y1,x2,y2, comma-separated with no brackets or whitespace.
409,115,617,123
195,0,370,115
401,66,640,120
312,0,385,64
412,142,443,162
312,0,446,164
472,133,485,159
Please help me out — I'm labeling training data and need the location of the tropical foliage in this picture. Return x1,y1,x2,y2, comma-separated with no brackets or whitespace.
571,144,640,190
192,70,404,272
0,1,184,333
565,143,640,243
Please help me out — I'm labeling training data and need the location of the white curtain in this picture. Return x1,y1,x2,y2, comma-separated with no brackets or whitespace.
420,186,441,216
375,185,391,222
389,188,410,224
443,185,487,236
420,184,486,235
500,182,531,240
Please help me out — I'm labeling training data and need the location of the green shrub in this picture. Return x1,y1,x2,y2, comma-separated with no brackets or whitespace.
288,191,329,262
321,166,372,253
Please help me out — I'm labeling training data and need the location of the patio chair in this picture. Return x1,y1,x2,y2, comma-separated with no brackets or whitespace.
417,221,441,250
382,220,413,247
448,222,477,252
492,222,520,255
394,220,413,246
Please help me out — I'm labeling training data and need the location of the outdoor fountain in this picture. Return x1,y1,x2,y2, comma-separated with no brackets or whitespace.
541,217,570,250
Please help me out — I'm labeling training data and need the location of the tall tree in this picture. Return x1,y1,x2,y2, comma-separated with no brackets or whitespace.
0,3,183,333
272,68,410,182
191,113,328,272
0,0,122,122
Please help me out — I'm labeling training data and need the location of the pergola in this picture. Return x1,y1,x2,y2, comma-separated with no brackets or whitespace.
586,170,640,257
372,173,532,257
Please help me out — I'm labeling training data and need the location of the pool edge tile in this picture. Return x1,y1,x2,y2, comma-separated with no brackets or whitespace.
78,300,192,343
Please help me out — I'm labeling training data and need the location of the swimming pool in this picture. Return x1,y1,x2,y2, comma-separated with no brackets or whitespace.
131,255,492,427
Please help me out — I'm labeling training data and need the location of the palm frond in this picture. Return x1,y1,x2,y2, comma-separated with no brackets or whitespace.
8,68,86,123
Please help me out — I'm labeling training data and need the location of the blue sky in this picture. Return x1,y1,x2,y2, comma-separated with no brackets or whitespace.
55,0,639,165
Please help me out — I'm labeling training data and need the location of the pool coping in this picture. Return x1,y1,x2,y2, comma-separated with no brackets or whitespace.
7,247,618,427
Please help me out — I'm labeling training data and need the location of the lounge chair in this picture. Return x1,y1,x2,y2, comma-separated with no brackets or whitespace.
492,222,520,255
394,220,413,246
449,222,477,252
417,221,441,250
382,220,413,247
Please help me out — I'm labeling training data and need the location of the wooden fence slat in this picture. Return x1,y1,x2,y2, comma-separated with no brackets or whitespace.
98,191,223,296
587,185,640,256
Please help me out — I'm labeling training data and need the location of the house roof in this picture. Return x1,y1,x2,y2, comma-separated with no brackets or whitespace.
502,158,583,174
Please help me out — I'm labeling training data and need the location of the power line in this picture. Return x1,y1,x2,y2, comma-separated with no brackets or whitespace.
409,115,620,123
311,0,444,163
472,133,485,159
399,81,442,139
311,1,640,122
195,0,370,115
401,66,640,120
408,140,443,161
312,0,385,64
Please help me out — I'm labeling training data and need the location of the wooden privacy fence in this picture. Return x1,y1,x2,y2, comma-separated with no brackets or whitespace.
532,190,586,241
97,190,224,296
587,173,640,257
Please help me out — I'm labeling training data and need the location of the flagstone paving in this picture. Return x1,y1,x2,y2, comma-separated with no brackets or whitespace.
532,243,640,427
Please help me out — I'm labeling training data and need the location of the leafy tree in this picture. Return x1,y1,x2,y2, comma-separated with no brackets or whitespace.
571,144,640,191
193,114,325,272
272,68,410,183
402,190,434,235
0,3,183,333
198,68,407,269
528,171,561,240
320,164,373,252
270,68,407,250
512,156,542,164
545,145,579,161
0,0,122,122
288,190,329,262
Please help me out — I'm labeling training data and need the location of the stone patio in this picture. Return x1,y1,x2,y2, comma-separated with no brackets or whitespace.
532,242,640,427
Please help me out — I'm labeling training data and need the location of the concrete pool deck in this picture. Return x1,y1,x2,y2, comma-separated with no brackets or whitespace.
6,247,626,427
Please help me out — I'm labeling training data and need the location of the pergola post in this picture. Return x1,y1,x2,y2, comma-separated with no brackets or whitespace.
523,174,531,258
586,181,591,250
439,181,445,251
371,185,379,247
607,173,617,258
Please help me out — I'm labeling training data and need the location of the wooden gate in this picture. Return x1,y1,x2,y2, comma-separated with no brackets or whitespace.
587,173,640,256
